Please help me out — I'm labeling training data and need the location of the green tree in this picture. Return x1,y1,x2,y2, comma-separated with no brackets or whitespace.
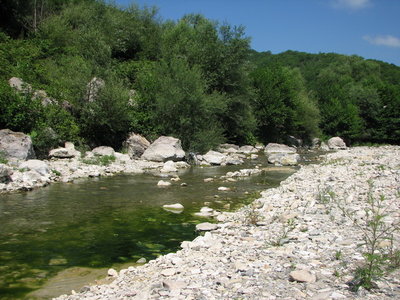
0,81,43,133
251,65,319,143
79,76,133,148
134,57,225,152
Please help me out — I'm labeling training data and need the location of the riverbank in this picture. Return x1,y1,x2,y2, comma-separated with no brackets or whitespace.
54,146,400,300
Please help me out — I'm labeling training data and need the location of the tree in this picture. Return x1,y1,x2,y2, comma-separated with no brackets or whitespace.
251,65,320,144
133,57,226,152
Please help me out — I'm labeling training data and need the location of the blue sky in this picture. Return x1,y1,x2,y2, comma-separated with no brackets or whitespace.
115,0,400,66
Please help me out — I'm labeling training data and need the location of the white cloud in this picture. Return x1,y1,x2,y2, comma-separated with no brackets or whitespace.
363,35,400,48
332,0,371,10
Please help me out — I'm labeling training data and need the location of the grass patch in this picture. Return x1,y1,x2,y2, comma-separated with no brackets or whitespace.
82,155,116,166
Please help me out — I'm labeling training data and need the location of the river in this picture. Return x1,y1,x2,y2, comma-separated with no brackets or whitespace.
0,155,301,299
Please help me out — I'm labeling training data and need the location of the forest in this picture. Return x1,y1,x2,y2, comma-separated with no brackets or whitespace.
0,0,399,157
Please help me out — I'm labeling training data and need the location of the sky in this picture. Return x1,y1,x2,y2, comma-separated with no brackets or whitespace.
114,0,400,66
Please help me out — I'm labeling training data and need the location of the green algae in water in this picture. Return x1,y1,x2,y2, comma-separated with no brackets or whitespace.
0,156,298,299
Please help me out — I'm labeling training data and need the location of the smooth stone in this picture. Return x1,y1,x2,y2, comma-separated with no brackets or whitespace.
196,222,218,231
163,203,184,213
289,270,316,283
107,268,118,277
218,186,230,191
136,258,147,264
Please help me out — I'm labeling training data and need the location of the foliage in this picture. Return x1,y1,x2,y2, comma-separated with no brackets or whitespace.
0,81,44,133
249,50,400,145
133,57,226,152
251,65,320,143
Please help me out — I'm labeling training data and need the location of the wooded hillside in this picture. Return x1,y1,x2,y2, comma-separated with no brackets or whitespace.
0,0,398,157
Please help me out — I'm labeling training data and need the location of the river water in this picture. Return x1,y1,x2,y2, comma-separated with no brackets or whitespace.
0,155,300,299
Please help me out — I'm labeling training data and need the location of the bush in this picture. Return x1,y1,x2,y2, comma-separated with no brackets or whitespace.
79,76,133,148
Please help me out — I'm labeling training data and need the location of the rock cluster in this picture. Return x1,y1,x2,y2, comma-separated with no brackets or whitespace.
55,146,400,300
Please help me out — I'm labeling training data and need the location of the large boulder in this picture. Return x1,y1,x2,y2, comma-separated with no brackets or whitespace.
0,129,35,160
202,150,227,165
19,160,50,176
327,137,346,150
141,136,185,162
92,146,115,157
123,133,150,159
265,143,299,166
49,142,80,159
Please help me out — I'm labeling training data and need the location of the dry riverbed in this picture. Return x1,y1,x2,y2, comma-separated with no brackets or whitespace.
54,146,400,300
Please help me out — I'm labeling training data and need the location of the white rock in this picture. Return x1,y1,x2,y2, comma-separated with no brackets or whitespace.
160,160,178,173
289,270,316,283
107,268,118,277
19,160,50,176
157,180,171,187
218,186,230,191
202,150,227,165
163,203,184,211
196,222,218,231
92,146,115,157
141,136,185,162
136,258,147,264
327,137,346,150
265,143,296,154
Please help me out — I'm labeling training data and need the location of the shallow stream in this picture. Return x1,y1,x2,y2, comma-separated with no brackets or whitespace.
0,155,308,299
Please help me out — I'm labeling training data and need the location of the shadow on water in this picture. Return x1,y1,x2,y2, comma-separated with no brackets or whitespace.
0,154,320,299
